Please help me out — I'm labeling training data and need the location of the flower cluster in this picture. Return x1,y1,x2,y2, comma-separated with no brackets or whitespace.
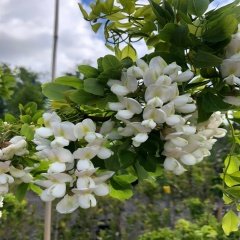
107,56,228,174
108,56,196,147
163,112,227,175
33,112,114,213
0,136,32,195
221,24,240,106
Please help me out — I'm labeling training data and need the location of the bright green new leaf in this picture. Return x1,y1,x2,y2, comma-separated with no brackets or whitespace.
29,183,42,195
222,210,239,235
15,183,29,202
20,124,34,141
121,44,137,61
109,177,133,200
91,23,102,33
83,78,104,96
78,3,89,20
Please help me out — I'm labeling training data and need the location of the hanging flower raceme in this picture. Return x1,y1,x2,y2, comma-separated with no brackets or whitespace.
0,136,32,196
108,56,196,147
220,24,240,107
33,112,114,213
106,56,227,175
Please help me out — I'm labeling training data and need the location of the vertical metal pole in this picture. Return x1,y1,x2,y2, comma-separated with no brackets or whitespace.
44,1,59,240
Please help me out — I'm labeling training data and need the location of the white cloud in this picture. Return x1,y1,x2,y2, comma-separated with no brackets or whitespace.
0,0,111,81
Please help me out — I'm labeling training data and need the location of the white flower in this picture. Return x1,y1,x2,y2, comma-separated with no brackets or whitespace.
9,166,33,183
175,69,194,82
107,72,138,96
145,83,178,104
33,134,51,151
163,157,186,175
74,119,96,140
142,107,166,128
36,173,72,201
220,59,240,78
43,112,61,128
56,194,79,214
223,96,240,106
52,121,76,142
225,32,240,58
224,75,240,85
163,62,181,79
115,98,142,120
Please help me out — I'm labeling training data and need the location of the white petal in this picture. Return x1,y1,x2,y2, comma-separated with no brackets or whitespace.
111,84,129,96
132,133,148,143
107,79,121,87
36,127,53,138
223,96,240,106
170,137,188,147
221,59,240,78
166,115,185,126
163,157,179,171
56,194,79,214
77,159,95,171
78,194,97,209
48,162,66,173
147,97,163,108
174,95,191,107
93,183,109,196
124,98,142,114
74,147,98,160
43,112,61,128
175,70,193,82
40,189,55,202
141,119,157,129
136,58,148,72
9,166,25,178
108,102,125,111
94,171,114,184
100,120,114,135
97,147,113,159
51,137,69,148
176,104,196,113
180,154,197,165
77,177,95,190
49,183,66,198
116,110,134,119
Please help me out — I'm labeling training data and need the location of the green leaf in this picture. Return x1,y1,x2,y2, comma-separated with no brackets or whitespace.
203,15,238,43
78,65,99,78
78,3,89,20
15,183,29,202
201,92,231,112
102,55,121,71
29,183,42,195
20,124,34,140
222,210,239,236
69,89,97,105
118,150,136,168
4,113,16,123
104,153,121,171
135,161,149,181
119,0,135,14
83,78,104,96
149,0,172,26
91,23,102,33
42,83,72,101
55,76,83,89
109,176,133,200
188,0,209,17
20,115,32,124
192,50,222,68
225,186,240,198
121,44,137,61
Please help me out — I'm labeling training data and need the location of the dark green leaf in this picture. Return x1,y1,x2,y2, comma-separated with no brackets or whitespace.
192,50,222,68
55,76,83,89
188,0,209,17
83,78,104,96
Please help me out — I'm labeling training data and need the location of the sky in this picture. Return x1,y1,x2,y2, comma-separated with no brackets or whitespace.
0,0,235,82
